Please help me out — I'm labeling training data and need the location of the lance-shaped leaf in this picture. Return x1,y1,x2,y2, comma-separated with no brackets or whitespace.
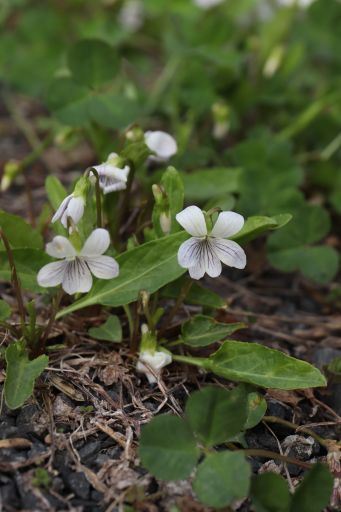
232,214,292,244
5,340,48,410
174,341,326,390
181,315,246,347
0,299,11,321
162,278,225,308
57,232,187,318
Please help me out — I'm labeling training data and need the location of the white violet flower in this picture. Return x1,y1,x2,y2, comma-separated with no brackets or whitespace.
193,0,225,10
144,131,178,161
37,229,119,295
137,350,173,384
92,153,130,194
52,193,85,228
118,0,144,32
176,206,246,279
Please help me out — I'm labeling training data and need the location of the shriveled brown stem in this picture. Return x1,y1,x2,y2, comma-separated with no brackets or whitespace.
0,229,26,329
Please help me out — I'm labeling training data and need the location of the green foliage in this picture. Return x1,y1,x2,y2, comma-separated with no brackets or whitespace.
67,39,118,88
46,38,142,130
140,386,333,509
0,211,43,250
0,249,52,292
177,340,326,389
183,168,241,202
45,175,67,211
88,315,122,342
4,340,48,410
268,204,339,283
193,451,251,508
162,278,225,309
0,299,11,321
152,167,184,237
33,468,51,489
232,214,292,244
181,315,245,347
185,385,248,446
139,415,199,481
290,464,334,512
251,473,292,512
244,392,267,430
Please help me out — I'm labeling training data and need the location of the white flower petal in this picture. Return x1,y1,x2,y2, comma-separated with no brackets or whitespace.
62,258,92,295
176,206,207,237
186,239,222,279
194,0,225,9
86,255,119,279
144,131,177,160
178,237,202,268
37,261,66,288
102,180,127,194
51,194,72,223
67,196,85,225
202,240,222,277
211,238,247,269
46,236,76,259
211,211,244,238
188,262,206,280
81,229,110,257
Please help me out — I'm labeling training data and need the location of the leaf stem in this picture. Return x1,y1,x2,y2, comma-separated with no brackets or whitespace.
114,159,136,249
242,448,312,469
0,229,26,330
263,416,331,449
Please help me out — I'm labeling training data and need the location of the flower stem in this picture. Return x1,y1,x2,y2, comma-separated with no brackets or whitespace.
114,159,136,249
85,168,102,228
0,228,26,330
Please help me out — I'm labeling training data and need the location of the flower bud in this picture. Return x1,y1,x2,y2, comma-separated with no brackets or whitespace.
1,160,21,191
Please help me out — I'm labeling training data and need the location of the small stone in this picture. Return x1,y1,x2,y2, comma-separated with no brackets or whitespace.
67,472,90,499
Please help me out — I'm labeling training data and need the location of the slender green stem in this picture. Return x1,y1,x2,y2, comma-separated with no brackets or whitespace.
159,279,193,338
114,159,136,249
85,168,103,228
0,229,26,330
242,448,312,470
263,416,331,448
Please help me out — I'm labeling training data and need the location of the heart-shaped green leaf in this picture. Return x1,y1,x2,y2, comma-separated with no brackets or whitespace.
139,415,199,480
88,315,122,343
193,451,251,508
185,385,248,446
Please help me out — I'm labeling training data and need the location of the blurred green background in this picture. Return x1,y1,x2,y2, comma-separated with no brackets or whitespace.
0,0,340,283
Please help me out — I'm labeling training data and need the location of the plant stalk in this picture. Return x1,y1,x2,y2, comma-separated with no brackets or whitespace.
0,229,26,330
